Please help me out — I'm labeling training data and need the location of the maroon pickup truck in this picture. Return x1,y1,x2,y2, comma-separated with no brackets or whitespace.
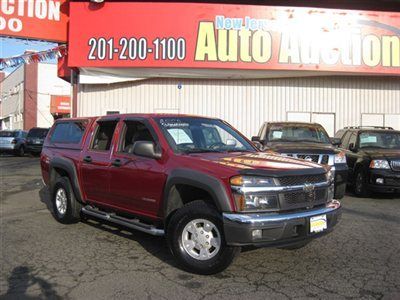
41,114,341,274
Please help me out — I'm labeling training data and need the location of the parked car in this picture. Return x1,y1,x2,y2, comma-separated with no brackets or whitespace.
252,122,348,199
26,127,50,155
0,130,27,156
41,114,341,274
334,126,400,196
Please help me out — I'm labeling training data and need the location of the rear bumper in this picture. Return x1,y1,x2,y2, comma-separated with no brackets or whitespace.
368,169,400,193
0,144,16,151
26,144,43,153
223,200,341,247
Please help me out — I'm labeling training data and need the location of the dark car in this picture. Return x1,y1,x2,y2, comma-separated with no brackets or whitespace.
41,114,341,274
252,122,348,199
26,127,50,155
334,126,400,196
0,130,27,156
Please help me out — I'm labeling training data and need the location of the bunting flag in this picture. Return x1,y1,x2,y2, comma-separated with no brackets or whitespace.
0,45,67,70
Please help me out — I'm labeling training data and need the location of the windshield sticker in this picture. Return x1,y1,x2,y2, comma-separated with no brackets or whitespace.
360,136,377,144
159,119,189,128
167,128,193,144
272,131,283,139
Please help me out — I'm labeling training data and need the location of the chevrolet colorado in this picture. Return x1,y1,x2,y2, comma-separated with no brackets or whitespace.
41,114,341,274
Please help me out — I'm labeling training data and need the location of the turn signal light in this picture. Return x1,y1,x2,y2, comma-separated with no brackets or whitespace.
230,176,243,186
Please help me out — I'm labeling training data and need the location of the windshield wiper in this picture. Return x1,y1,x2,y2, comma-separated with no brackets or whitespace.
181,148,223,154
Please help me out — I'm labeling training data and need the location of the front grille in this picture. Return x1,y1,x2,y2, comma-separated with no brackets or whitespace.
385,178,400,186
283,153,331,165
390,160,400,172
278,174,327,186
280,189,327,210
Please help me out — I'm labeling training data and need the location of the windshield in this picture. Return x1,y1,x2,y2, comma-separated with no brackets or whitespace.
359,131,400,149
0,131,17,138
157,117,255,153
267,124,331,143
27,128,49,138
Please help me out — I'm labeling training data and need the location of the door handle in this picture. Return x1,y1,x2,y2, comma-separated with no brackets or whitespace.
83,156,92,163
112,159,122,167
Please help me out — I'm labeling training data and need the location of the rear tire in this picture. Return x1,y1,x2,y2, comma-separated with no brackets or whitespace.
52,177,82,224
167,200,240,275
354,169,368,197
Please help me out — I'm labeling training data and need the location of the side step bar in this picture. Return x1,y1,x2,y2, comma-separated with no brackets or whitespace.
81,206,165,236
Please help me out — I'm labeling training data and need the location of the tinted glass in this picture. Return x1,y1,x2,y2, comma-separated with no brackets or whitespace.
0,131,17,137
359,131,400,149
91,122,117,151
157,117,254,153
340,131,351,148
28,128,49,138
267,124,330,143
121,121,155,153
348,133,357,148
50,122,86,144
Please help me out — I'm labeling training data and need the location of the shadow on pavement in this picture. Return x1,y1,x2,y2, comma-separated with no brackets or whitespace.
0,266,61,300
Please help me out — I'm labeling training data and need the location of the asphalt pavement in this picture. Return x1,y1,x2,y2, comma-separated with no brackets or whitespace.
1,155,399,299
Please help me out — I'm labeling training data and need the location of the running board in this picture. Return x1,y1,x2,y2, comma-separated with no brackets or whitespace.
81,206,164,236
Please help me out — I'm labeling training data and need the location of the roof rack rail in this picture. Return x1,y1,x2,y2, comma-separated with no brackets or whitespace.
343,126,394,130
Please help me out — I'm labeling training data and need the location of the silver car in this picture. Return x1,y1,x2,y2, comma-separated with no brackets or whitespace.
0,130,28,156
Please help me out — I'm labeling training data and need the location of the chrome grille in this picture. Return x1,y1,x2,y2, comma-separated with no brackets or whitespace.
278,174,327,186
283,153,331,165
390,160,400,172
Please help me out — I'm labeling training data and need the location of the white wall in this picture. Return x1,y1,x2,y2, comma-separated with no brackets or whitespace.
37,63,71,128
78,76,400,137
0,66,24,130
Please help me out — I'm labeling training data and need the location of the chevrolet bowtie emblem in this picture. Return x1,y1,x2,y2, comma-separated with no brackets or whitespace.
303,183,315,193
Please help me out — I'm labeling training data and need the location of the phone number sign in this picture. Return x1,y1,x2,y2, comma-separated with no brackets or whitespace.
68,2,400,75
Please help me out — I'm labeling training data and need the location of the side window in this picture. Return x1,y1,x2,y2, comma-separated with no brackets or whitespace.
340,131,351,148
348,133,358,148
91,122,118,151
50,122,86,144
120,121,156,153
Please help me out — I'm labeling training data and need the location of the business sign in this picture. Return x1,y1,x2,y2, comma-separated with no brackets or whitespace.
0,0,68,42
50,95,70,114
68,2,400,75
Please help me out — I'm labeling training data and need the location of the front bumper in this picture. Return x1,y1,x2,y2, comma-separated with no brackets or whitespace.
368,169,400,193
223,200,341,247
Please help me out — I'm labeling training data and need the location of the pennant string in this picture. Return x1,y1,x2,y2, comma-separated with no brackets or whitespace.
0,45,67,71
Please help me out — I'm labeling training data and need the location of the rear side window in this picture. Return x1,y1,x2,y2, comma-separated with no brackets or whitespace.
91,122,118,151
50,122,86,144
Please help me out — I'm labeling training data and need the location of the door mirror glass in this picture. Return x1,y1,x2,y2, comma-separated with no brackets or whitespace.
132,141,161,159
349,143,356,152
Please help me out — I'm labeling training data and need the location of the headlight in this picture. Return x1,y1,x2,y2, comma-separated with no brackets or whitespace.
230,175,275,187
334,151,347,164
230,176,278,212
369,160,390,169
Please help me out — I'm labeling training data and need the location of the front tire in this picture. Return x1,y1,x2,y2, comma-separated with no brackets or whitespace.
167,200,240,275
52,177,82,224
354,169,368,197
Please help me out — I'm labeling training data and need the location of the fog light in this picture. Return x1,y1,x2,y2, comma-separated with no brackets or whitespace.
376,178,384,184
252,229,262,239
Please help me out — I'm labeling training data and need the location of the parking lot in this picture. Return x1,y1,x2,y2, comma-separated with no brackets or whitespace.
1,156,399,299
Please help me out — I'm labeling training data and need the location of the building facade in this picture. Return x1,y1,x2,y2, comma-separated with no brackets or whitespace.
0,62,71,130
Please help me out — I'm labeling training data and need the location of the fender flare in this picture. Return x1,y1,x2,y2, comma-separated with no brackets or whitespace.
162,169,232,219
49,157,84,203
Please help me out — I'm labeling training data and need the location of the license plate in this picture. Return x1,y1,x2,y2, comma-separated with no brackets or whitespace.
310,214,327,233
34,140,41,144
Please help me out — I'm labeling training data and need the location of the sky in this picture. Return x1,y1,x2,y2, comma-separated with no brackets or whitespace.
1,37,58,75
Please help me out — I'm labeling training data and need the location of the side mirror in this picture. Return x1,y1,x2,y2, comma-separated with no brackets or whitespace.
331,138,341,146
132,141,162,159
349,143,356,152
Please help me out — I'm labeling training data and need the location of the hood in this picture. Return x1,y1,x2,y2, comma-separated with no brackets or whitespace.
361,148,400,160
183,151,328,177
266,141,337,154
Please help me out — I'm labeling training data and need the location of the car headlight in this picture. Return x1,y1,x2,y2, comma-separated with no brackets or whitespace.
334,151,347,164
230,176,278,212
369,159,390,169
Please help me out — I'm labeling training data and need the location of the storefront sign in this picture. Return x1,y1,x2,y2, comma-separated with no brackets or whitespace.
50,95,70,114
0,0,68,42
68,2,400,75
